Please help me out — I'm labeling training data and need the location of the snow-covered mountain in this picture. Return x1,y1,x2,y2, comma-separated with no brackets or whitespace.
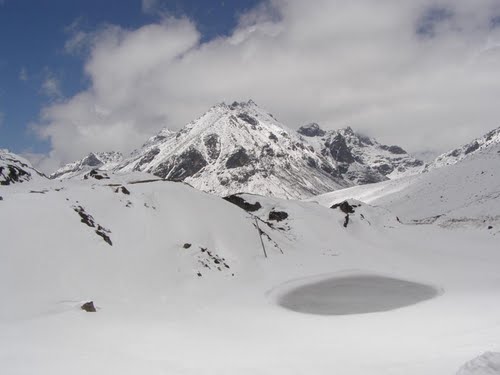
298,123,424,184
0,149,46,185
50,101,425,199
426,126,500,170
314,138,500,231
50,151,123,180
113,100,351,199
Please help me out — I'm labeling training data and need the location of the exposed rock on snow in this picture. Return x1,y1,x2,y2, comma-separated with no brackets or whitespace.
80,301,96,312
456,352,500,375
73,205,112,246
331,200,356,214
0,149,46,185
268,210,289,222
83,169,110,180
223,194,262,212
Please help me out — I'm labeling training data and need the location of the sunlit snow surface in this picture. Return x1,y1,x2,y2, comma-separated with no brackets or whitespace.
1,152,500,374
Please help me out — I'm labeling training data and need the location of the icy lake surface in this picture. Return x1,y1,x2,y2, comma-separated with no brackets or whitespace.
278,275,439,315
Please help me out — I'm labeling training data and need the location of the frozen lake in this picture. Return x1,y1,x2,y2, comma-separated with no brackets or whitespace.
278,274,439,315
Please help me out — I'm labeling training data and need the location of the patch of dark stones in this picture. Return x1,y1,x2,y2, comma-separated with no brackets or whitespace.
191,246,232,277
83,169,109,180
73,205,113,246
114,186,130,195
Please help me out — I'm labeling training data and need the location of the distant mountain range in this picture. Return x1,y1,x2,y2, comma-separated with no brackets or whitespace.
47,100,424,198
3,100,499,199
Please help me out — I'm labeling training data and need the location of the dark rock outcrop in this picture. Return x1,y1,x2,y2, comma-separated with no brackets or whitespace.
81,301,96,312
326,134,355,164
0,165,30,185
331,201,356,214
83,169,109,180
380,145,407,155
268,210,289,222
223,194,262,212
73,205,113,246
226,148,251,169
154,148,207,181
237,113,259,126
204,134,221,160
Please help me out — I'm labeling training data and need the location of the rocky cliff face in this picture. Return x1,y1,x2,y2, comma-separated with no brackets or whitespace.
299,125,424,185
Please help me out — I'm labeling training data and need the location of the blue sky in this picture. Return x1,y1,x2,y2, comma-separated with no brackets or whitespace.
0,0,260,155
2,0,500,172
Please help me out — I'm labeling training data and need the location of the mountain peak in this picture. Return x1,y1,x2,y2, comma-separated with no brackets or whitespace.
50,151,123,179
298,123,326,137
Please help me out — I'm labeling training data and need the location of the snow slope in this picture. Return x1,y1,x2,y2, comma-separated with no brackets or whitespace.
1,165,500,374
313,141,500,231
427,126,500,170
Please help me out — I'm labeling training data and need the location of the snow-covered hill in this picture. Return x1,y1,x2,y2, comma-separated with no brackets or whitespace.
0,149,46,185
313,140,500,231
50,151,123,179
298,124,424,183
426,126,500,170
1,165,499,374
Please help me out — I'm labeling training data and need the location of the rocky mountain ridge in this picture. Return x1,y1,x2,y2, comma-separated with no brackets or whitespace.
49,101,426,199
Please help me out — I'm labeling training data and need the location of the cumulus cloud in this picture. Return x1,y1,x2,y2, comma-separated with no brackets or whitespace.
34,0,500,171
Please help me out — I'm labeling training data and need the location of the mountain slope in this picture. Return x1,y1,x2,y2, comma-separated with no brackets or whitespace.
115,100,349,199
426,126,500,170
313,140,500,230
298,124,424,184
0,149,46,185
50,151,123,179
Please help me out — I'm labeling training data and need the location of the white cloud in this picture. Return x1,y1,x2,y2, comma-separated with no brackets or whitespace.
40,72,62,99
35,0,500,171
19,67,28,81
